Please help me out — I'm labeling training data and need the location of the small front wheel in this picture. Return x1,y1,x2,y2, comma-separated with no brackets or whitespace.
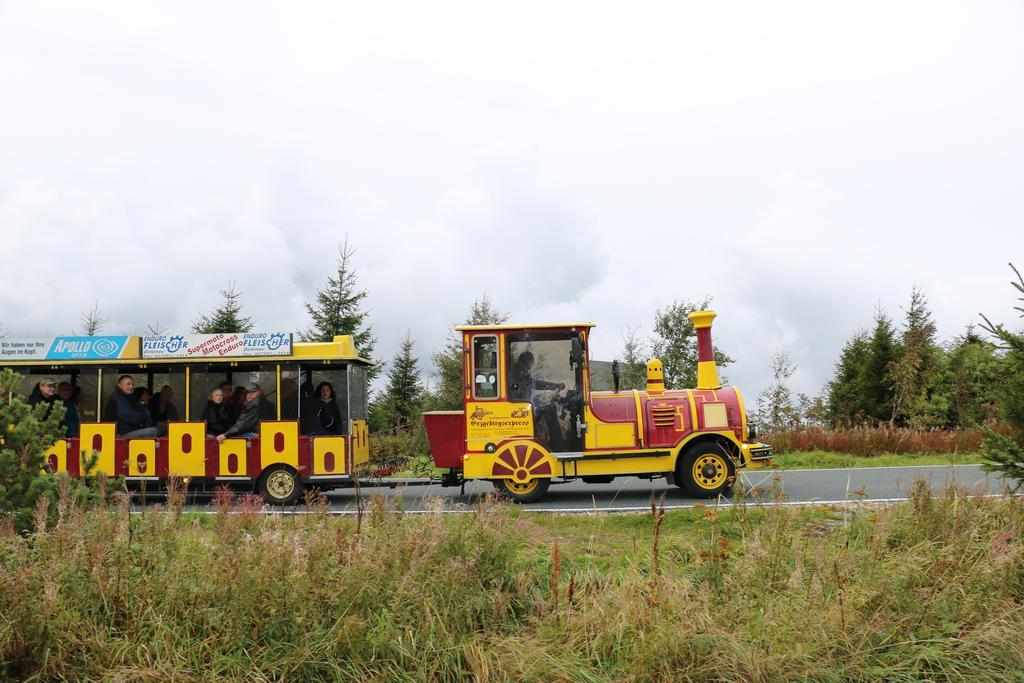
678,445,735,498
493,476,551,503
259,466,303,506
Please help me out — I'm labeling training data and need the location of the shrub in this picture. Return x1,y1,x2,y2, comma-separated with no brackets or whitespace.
0,369,67,533
368,420,432,474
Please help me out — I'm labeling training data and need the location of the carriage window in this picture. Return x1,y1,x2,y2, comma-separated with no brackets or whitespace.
280,364,301,421
349,365,368,421
147,369,186,422
75,369,100,423
248,365,279,420
294,365,349,435
189,366,233,423
101,367,144,421
100,367,184,422
472,335,499,399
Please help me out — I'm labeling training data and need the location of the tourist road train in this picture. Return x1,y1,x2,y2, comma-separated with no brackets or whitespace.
2,311,771,504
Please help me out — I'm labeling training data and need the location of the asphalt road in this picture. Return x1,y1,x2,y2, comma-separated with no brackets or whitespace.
167,464,1008,513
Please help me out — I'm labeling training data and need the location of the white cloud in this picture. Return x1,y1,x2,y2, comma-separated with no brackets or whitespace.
1,0,1022,400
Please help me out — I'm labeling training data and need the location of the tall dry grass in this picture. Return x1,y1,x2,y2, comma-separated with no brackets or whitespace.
1,482,1022,681
765,425,1012,456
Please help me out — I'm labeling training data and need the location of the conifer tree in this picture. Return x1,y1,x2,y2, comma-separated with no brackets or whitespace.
650,298,734,390
301,239,378,377
888,287,940,426
861,308,898,422
980,262,1024,490
0,369,66,533
938,326,1001,428
828,330,871,425
378,332,424,428
192,283,253,334
429,295,508,410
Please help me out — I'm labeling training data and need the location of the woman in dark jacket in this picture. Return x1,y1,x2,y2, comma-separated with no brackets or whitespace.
312,382,343,435
202,387,233,436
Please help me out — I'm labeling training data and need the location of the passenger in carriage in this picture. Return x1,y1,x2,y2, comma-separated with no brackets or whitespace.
28,377,58,412
29,377,78,438
149,384,179,424
28,377,62,420
231,385,246,413
58,381,80,438
219,382,238,421
216,382,262,443
201,387,232,436
307,381,343,436
111,375,160,438
297,374,317,434
133,386,151,406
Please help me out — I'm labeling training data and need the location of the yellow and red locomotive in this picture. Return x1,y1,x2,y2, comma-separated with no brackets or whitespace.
424,310,771,502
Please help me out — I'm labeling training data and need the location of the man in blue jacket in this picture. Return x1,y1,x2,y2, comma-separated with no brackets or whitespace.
110,375,159,437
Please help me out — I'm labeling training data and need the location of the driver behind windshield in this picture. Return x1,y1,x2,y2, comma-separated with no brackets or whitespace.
510,351,566,450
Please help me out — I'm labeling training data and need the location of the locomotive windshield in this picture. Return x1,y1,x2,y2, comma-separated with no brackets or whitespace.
506,332,583,452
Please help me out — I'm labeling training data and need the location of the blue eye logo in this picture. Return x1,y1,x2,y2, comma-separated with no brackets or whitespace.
91,338,119,357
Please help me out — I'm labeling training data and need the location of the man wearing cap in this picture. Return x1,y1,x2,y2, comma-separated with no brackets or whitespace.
28,377,63,421
217,382,263,443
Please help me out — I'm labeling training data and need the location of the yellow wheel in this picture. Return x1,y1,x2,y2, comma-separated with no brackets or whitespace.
490,441,554,503
494,476,550,503
259,466,303,506
678,445,734,498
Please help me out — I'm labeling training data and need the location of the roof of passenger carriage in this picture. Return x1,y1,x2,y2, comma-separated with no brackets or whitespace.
0,334,373,366
455,323,595,332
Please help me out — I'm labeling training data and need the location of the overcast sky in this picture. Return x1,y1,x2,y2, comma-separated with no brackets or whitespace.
1,1,1022,399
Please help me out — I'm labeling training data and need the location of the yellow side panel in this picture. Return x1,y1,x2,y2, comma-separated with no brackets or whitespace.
463,452,498,479
313,436,346,475
584,408,636,449
128,439,157,476
575,455,672,476
168,423,206,477
219,439,247,476
260,421,298,470
465,402,533,452
79,423,116,476
43,440,68,475
464,450,674,479
351,419,369,467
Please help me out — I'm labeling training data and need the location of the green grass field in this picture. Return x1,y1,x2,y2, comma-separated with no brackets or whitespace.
1,481,1021,681
769,450,986,470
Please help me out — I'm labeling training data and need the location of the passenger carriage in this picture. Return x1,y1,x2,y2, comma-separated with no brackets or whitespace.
2,332,371,505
